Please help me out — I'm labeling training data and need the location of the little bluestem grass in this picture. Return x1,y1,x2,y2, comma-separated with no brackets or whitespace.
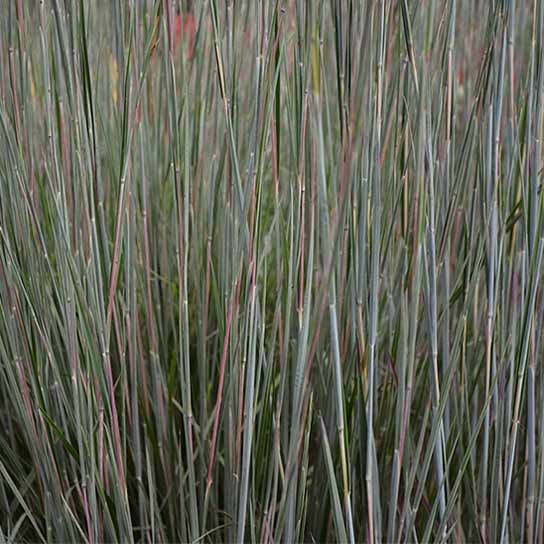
0,1,543,542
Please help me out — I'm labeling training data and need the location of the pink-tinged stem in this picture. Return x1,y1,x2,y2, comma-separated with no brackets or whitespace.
207,259,243,493
206,289,235,490
233,264,245,475
8,48,21,143
105,352,126,496
135,311,151,420
106,175,127,335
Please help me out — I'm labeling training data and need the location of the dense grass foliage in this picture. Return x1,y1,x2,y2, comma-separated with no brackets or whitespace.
0,0,543,542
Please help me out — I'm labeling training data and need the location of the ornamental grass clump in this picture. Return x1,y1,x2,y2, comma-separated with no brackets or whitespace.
0,0,543,542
